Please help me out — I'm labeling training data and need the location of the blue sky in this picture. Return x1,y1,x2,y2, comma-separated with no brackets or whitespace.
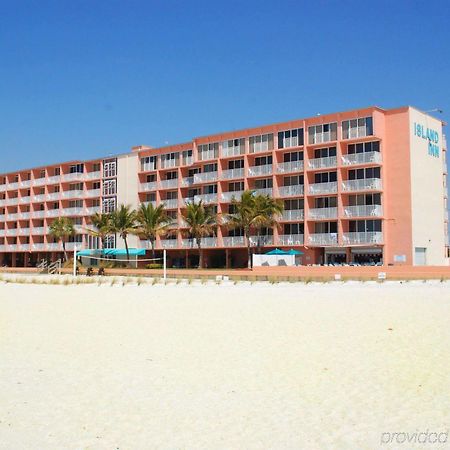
1,0,449,171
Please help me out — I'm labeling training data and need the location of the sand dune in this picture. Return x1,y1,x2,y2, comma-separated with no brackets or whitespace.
0,280,449,449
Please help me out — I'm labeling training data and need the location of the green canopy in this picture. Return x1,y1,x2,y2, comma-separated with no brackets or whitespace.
266,248,289,255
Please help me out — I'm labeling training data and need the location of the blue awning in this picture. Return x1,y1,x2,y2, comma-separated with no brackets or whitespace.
266,248,289,255
77,248,146,257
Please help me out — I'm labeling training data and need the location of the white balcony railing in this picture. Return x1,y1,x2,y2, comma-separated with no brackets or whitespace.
181,237,217,248
62,173,84,182
221,168,245,179
60,207,84,217
253,188,273,196
308,156,337,169
33,177,48,186
7,182,19,190
160,239,179,249
343,204,383,218
31,243,46,251
5,229,19,236
222,236,245,247
139,182,158,192
7,213,19,221
163,199,178,209
19,180,32,188
32,227,47,235
85,171,101,180
276,160,304,173
62,190,84,199
308,207,338,220
159,179,178,189
249,235,274,246
194,193,217,204
220,191,244,202
181,177,194,187
46,175,61,184
19,196,31,204
278,184,304,197
46,209,61,217
85,207,101,215
31,210,46,219
341,151,382,166
308,181,338,194
33,194,46,202
182,156,194,166
248,164,272,177
18,228,30,236
193,172,218,183
281,210,304,221
221,146,245,157
46,192,60,201
198,150,218,161
277,234,304,246
84,189,101,198
160,158,179,169
342,232,383,245
341,178,382,192
308,233,338,246
20,212,31,220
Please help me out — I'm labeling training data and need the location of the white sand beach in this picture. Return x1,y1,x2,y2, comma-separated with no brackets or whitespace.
0,280,449,449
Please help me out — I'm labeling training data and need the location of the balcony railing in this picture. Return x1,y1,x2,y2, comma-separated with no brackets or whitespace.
277,234,304,246
222,236,245,247
308,233,338,246
19,180,32,188
181,237,217,248
46,209,61,217
159,179,178,189
33,194,46,202
308,156,337,169
139,181,158,192
84,189,101,198
278,185,304,197
31,243,46,251
281,210,304,221
62,173,84,182
249,235,274,246
194,193,218,204
342,231,383,245
341,151,382,166
141,163,157,172
160,158,179,169
85,207,101,215
222,168,245,179
308,181,338,194
163,199,178,209
198,150,218,161
276,160,304,173
33,177,48,186
160,239,179,249
341,178,382,192
19,196,31,204
85,171,101,180
33,227,47,235
343,204,383,218
253,188,273,196
46,175,61,184
31,211,46,219
248,164,272,177
46,192,60,201
308,207,338,219
181,177,194,187
220,191,244,202
60,207,84,217
62,190,84,199
182,156,194,166
194,171,218,183
221,146,245,157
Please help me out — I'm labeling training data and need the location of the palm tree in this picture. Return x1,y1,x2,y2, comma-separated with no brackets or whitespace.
182,200,217,269
85,212,111,249
135,203,171,257
49,217,76,262
109,204,137,264
226,190,283,269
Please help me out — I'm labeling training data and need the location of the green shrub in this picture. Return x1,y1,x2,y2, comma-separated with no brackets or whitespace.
145,263,163,269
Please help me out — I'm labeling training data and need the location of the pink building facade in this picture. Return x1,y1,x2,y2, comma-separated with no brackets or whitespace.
0,106,448,267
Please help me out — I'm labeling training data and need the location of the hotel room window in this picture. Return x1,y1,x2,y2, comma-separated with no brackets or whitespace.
222,138,245,155
348,167,380,180
69,164,84,174
249,134,274,153
103,160,117,178
314,146,337,158
278,128,304,148
102,197,116,213
141,156,157,171
308,123,337,144
103,179,116,196
342,117,373,139
283,151,304,162
198,143,219,160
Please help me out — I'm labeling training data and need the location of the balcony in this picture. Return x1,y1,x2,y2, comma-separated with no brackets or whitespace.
33,177,48,186
222,236,245,247
343,204,383,218
31,210,46,219
221,168,245,179
84,189,101,198
143,200,157,207
193,171,218,183
160,179,179,189
60,207,84,217
85,206,101,215
276,160,304,173
46,175,61,184
308,233,338,246
248,164,272,177
308,156,337,170
46,209,60,217
33,194,47,202
139,182,158,192
253,187,273,196
85,171,101,180
0,184,6,192
341,151,382,166
341,178,382,192
5,229,19,236
160,159,179,169
182,156,194,166
198,150,218,161
62,173,84,182
278,185,304,197
220,191,244,202
342,231,383,245
163,199,178,209
249,235,274,246
62,190,84,199
277,234,304,246
308,181,338,195
0,214,4,221
281,210,304,221
160,239,179,249
222,146,245,158
308,207,338,220
194,193,218,204
7,213,19,221
181,237,217,248
18,228,30,236
33,227,47,235
19,212,31,220
141,163,157,172
181,197,194,206
46,192,60,201
181,177,194,187
7,182,19,190
31,243,46,251
19,180,32,188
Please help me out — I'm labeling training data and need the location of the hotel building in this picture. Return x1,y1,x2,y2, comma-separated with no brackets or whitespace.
0,105,448,267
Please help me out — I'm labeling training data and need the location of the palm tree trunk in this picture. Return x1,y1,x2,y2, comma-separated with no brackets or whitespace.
245,233,252,269
124,236,130,266
150,238,156,259
197,238,202,269
62,240,68,262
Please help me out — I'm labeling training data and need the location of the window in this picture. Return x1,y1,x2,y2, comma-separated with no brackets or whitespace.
254,155,272,166
182,150,193,165
166,171,178,180
308,123,337,144
349,219,382,232
146,193,156,202
228,181,244,192
284,199,304,210
314,222,338,233
348,167,380,180
342,117,373,139
141,156,157,171
314,146,337,159
254,178,273,189
146,174,156,183
102,197,116,213
278,128,304,148
284,175,303,186
54,167,61,176
103,160,117,178
69,200,82,208
228,159,244,169
103,179,116,196
249,134,274,153
347,141,380,154
93,163,101,172
161,152,179,168
283,151,303,162
314,171,337,183
69,164,84,174
203,184,217,194
348,194,381,206
198,143,219,160
69,183,83,191
314,197,337,208
39,170,46,178
222,138,245,154
284,223,304,234
203,163,217,173
93,181,101,190
166,191,178,200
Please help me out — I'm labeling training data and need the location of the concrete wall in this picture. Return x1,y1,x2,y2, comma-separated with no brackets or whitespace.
408,108,446,265
116,152,140,249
